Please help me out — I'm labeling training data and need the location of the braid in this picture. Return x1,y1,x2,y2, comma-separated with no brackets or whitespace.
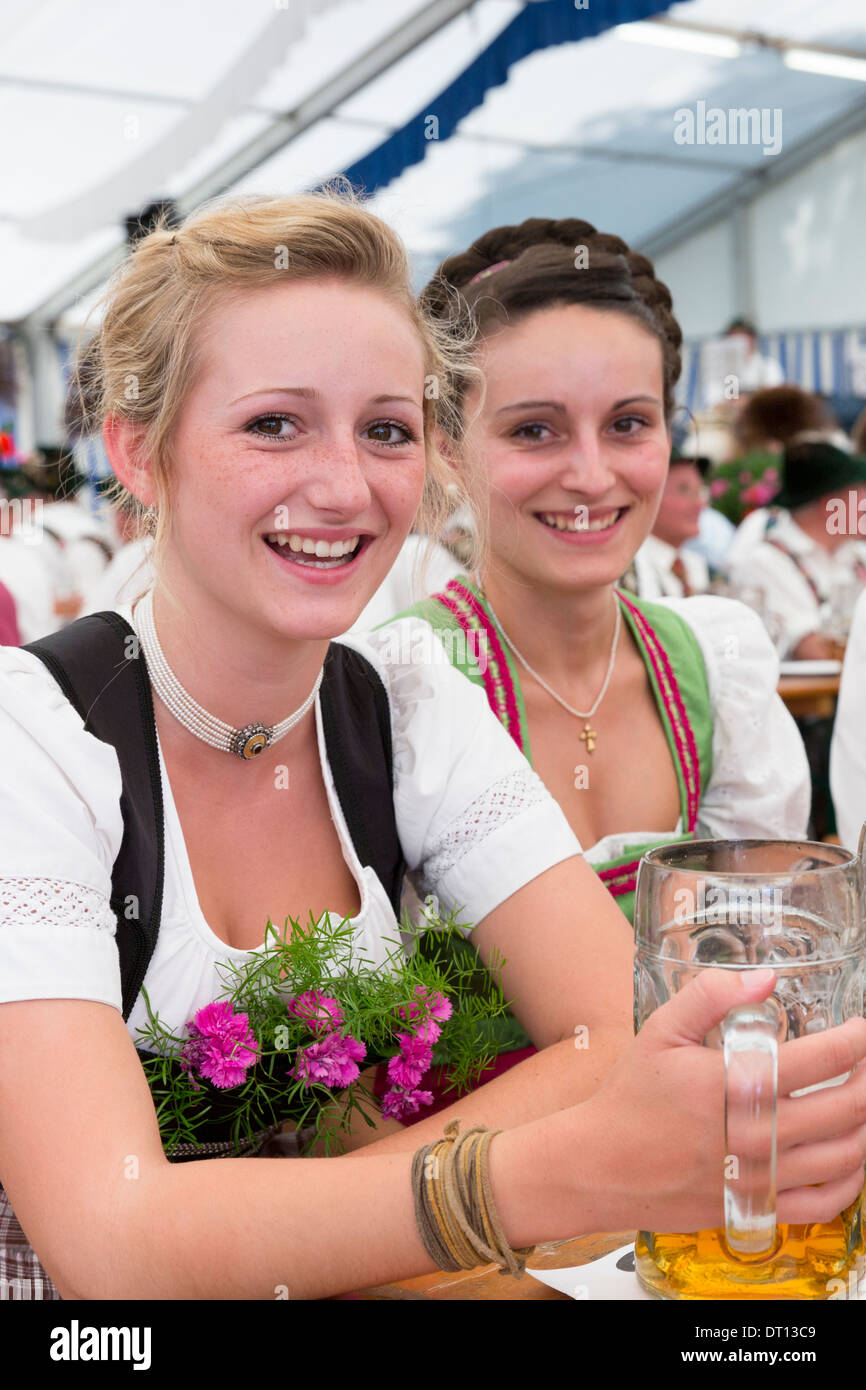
421,216,682,419
625,248,683,364
422,218,598,318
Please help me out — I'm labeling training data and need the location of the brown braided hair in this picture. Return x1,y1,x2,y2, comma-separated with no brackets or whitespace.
421,216,683,424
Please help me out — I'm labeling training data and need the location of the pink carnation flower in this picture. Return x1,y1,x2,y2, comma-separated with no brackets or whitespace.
412,1018,442,1047
709,479,728,498
743,482,776,507
381,1088,434,1121
287,989,344,1035
398,986,453,1028
291,1032,366,1090
387,1031,433,1088
181,1001,259,1090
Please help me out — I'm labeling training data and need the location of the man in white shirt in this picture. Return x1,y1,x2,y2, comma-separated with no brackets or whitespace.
630,450,710,598
40,497,116,620
727,440,866,659
724,316,785,394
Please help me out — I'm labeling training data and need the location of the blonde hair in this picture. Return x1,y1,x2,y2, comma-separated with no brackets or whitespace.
69,180,482,589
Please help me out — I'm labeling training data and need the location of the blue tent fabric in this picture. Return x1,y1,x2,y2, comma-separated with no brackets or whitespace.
337,0,675,197
679,329,866,414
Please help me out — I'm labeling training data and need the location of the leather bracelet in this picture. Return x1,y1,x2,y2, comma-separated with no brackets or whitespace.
412,1119,536,1276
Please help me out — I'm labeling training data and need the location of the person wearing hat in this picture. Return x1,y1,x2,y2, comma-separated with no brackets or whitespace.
727,437,866,660
627,449,712,598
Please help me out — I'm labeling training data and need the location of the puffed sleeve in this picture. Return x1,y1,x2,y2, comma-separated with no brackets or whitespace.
830,589,866,853
662,595,811,840
0,646,124,1008
340,619,582,928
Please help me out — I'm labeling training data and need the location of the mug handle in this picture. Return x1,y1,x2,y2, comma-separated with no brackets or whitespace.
721,1001,779,1259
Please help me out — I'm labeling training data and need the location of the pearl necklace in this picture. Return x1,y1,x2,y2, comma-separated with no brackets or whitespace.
478,582,621,754
134,587,323,760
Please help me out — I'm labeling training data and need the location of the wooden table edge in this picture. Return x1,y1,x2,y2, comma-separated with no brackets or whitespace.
345,1230,635,1301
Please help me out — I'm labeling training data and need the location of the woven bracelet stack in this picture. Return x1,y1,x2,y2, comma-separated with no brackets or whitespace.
411,1119,536,1277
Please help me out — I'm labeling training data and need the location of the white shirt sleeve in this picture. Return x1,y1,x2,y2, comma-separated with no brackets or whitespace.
659,595,811,840
830,589,866,852
727,542,818,657
340,618,583,929
0,647,125,1008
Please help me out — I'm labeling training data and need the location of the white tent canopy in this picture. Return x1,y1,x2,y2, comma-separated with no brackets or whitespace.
2,0,866,447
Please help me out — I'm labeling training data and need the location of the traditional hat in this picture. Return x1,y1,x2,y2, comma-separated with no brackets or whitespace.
773,438,866,511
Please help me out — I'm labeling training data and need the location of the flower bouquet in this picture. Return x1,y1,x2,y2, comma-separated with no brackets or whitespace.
135,904,509,1158
707,451,781,524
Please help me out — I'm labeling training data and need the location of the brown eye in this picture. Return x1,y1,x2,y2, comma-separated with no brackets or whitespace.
511,423,552,441
246,414,295,439
363,420,417,447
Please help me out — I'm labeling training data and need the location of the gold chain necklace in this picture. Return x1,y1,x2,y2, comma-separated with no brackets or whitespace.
478,584,621,755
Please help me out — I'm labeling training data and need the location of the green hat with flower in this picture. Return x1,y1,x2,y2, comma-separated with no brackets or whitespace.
774,438,866,510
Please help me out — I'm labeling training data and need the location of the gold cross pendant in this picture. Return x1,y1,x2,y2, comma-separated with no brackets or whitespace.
579,722,597,754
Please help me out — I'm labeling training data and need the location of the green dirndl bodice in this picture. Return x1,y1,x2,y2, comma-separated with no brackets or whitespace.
390,576,714,926
386,578,714,1059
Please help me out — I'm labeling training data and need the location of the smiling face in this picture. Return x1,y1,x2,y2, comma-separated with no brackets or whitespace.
150,277,427,641
464,304,670,594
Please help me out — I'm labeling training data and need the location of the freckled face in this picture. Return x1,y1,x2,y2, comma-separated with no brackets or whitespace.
162,277,427,640
463,305,671,592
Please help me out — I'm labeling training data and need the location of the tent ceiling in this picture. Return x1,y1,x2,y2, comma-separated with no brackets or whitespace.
2,0,865,328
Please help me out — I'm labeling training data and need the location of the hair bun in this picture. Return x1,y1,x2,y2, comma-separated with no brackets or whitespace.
422,215,682,418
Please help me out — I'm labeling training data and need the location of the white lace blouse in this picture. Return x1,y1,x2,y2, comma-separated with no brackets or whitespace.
0,613,582,1042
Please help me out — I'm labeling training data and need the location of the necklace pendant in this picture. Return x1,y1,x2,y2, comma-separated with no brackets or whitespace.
579,722,598,755
231,723,273,759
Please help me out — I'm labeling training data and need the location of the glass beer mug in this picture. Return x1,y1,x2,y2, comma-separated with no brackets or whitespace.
634,837,866,1300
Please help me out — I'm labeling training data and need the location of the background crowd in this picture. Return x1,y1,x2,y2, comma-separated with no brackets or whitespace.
3,321,866,845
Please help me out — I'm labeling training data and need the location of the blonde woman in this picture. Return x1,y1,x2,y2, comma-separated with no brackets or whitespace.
0,193,863,1300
